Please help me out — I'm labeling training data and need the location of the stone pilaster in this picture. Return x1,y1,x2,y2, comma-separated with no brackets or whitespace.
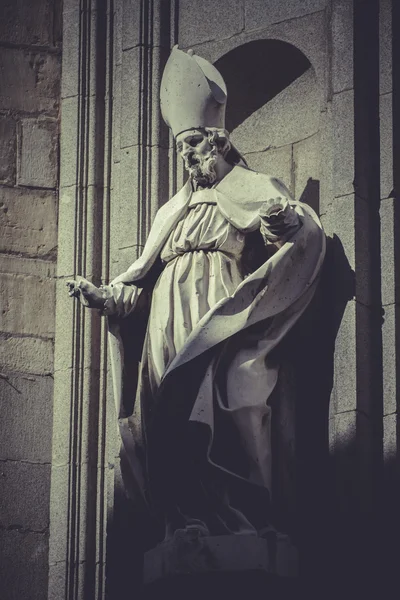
48,1,114,598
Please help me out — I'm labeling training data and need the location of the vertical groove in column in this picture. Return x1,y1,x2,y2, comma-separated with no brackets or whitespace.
49,0,112,598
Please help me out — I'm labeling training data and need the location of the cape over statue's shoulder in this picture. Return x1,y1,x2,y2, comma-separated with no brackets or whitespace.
216,165,294,201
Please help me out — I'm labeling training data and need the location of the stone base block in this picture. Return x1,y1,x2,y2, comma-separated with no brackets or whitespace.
143,531,298,600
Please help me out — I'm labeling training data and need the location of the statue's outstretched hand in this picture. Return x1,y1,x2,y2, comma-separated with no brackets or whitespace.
259,196,301,246
66,277,106,310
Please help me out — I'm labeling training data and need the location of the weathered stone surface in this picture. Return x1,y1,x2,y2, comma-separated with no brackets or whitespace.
379,0,392,96
0,116,16,185
0,372,53,462
380,197,398,307
60,8,80,99
322,194,378,308
0,273,55,337
320,194,356,268
0,336,53,375
0,255,56,279
332,89,354,198
0,530,48,600
179,0,244,48
0,462,50,531
112,147,140,250
331,300,357,414
245,0,327,31
245,146,293,191
383,413,398,461
0,0,52,46
382,304,399,418
293,133,320,201
122,0,171,50
330,299,377,418
48,464,70,565
231,68,319,154
0,187,57,257
56,186,78,277
380,93,394,199
18,118,58,189
0,48,60,113
331,0,353,93
59,96,78,187
120,47,141,149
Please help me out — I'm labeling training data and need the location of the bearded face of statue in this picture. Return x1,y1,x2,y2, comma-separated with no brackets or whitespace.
176,129,220,187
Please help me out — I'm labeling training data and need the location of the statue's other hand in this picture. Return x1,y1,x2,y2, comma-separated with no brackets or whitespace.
259,196,301,244
66,277,106,310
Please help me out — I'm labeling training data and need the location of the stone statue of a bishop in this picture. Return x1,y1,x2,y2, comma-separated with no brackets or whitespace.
68,46,325,544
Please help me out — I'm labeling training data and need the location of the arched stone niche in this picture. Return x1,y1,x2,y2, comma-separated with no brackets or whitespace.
215,39,321,215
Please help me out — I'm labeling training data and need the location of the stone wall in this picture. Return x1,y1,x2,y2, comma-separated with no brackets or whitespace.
0,1,396,599
0,2,62,599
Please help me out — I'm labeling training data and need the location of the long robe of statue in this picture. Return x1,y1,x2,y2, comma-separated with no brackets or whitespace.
68,46,326,540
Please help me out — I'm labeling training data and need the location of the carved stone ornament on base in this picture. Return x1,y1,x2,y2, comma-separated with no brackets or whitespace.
67,45,325,595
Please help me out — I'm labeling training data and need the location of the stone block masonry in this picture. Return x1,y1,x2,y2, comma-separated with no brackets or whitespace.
0,1,62,599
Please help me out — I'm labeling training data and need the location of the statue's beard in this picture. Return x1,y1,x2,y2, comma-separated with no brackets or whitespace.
183,147,218,188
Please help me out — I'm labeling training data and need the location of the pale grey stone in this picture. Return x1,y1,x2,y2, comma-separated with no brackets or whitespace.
382,304,398,417
56,186,78,277
318,103,334,215
60,8,80,99
332,0,354,93
0,0,52,46
0,273,55,337
320,194,356,268
0,187,57,257
0,530,48,600
114,147,141,249
293,133,320,201
383,413,397,460
379,0,392,95
120,47,141,149
245,0,327,31
380,197,397,307
47,562,67,600
0,462,50,531
0,336,54,375
330,299,377,417
0,255,56,279
122,0,171,50
332,89,355,198
18,118,58,189
48,466,70,565
0,116,16,185
112,63,122,163
178,0,244,48
380,93,394,199
0,48,60,113
330,300,357,414
59,97,79,187
0,373,53,462
231,68,319,154
245,146,293,192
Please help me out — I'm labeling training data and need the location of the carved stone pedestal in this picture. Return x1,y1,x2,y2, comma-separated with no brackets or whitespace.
142,530,298,600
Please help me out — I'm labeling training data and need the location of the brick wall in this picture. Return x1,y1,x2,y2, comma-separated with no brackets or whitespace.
0,2,62,599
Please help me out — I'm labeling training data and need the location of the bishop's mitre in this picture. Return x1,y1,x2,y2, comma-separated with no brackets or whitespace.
160,45,227,138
